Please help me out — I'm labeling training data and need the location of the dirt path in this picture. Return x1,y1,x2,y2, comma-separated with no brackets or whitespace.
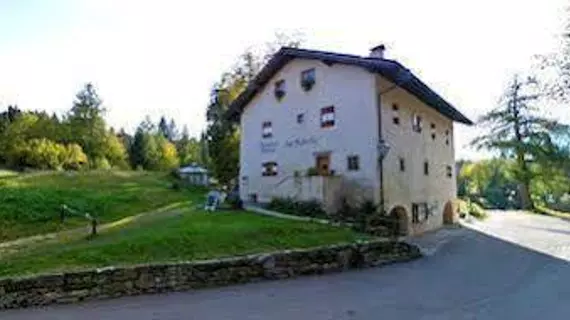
0,201,193,257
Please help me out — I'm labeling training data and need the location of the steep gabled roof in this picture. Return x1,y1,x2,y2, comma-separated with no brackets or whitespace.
227,47,473,125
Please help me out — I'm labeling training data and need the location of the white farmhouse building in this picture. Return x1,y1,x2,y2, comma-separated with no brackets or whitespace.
228,45,473,235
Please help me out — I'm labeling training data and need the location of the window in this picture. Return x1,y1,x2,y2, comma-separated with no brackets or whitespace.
424,161,429,175
412,114,422,133
320,106,335,128
431,133,436,140
399,157,405,172
301,68,316,91
347,155,360,171
431,123,436,140
262,162,278,176
430,123,436,129
262,121,273,138
392,104,400,125
446,165,453,178
412,203,428,224
412,204,419,223
274,80,286,100
297,113,305,124
445,129,450,145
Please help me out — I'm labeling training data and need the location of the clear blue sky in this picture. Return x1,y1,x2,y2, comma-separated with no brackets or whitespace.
0,0,567,159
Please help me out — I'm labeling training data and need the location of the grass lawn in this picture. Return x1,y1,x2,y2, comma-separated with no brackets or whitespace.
0,210,367,278
0,169,18,178
0,171,202,241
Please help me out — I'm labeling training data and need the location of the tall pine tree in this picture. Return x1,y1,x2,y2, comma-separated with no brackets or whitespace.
158,116,169,140
176,125,201,166
167,118,178,142
472,75,568,209
130,126,146,169
67,83,108,163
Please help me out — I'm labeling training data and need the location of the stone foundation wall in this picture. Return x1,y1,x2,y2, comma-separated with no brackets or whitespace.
0,240,421,310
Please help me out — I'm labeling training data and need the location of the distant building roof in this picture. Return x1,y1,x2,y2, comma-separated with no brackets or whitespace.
179,164,208,174
228,47,473,125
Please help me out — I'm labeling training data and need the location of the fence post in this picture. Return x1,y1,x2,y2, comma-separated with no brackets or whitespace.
84,213,97,237
90,217,97,237
92,219,97,236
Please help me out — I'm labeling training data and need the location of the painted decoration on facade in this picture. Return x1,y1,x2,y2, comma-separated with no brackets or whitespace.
285,137,319,148
260,141,279,153
261,136,319,153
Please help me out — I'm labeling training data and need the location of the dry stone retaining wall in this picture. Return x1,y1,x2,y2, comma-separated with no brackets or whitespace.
0,240,421,310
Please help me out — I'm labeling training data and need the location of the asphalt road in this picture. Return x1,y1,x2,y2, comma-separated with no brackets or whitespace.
3,211,570,320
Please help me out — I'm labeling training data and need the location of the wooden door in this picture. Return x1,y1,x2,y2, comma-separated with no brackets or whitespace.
316,154,330,176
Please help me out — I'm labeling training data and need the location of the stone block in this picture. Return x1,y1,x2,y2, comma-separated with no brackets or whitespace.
64,272,95,290
111,268,138,282
336,249,353,270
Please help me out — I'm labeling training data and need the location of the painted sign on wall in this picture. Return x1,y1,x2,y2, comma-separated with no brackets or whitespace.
285,137,319,148
260,141,279,153
261,136,319,153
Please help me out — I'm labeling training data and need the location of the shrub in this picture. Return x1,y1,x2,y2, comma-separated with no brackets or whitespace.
468,202,488,220
11,138,87,170
333,198,377,221
332,197,359,223
294,199,326,218
267,197,326,218
306,167,319,177
459,199,488,220
267,197,294,211
329,199,400,235
226,192,244,210
365,213,400,237
170,168,181,180
62,143,88,170
92,157,111,170
170,180,182,191
358,200,378,215
355,200,378,231
267,197,296,213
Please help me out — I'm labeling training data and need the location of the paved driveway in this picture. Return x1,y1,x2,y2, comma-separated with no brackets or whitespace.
3,211,570,320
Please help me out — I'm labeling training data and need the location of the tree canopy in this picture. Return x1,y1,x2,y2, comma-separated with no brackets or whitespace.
472,75,569,209
0,84,199,172
205,34,303,185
